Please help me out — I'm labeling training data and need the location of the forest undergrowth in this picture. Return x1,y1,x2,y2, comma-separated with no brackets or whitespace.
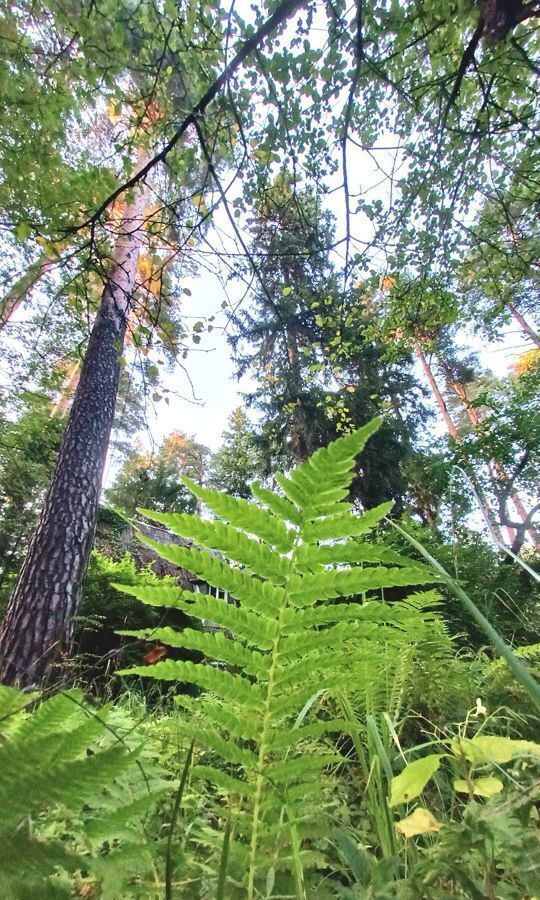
1,421,538,899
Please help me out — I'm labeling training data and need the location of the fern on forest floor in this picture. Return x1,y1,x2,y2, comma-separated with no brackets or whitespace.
0,686,166,898
116,416,441,896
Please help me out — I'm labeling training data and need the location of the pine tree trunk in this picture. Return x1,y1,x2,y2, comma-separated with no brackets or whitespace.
0,177,146,687
0,255,52,331
448,378,538,550
414,342,459,439
507,303,540,348
50,360,82,418
413,342,504,545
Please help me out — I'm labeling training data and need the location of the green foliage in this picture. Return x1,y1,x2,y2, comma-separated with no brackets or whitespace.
388,717,540,899
388,523,540,647
105,432,209,519
208,406,261,499
76,551,183,677
116,417,442,894
0,392,64,602
0,686,164,898
232,176,420,510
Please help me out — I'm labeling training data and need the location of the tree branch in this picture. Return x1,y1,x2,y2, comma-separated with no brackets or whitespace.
67,0,305,236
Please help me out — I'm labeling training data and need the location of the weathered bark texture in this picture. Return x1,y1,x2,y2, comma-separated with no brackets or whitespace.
0,255,52,331
0,175,147,686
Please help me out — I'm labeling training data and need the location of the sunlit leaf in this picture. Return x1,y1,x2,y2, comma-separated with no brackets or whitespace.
395,807,442,838
389,754,443,807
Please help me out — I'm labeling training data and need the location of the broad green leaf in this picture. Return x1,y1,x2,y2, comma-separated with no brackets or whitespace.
451,734,540,765
389,754,443,807
453,777,503,798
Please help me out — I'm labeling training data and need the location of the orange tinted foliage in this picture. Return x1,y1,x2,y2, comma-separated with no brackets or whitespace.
143,645,168,665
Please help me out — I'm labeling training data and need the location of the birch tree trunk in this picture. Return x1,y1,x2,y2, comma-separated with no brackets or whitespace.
0,166,147,687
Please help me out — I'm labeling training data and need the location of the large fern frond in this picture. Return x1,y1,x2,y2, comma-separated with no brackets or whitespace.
118,417,438,897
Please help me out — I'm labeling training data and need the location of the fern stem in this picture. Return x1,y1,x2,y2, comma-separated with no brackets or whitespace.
247,544,301,899
247,598,289,898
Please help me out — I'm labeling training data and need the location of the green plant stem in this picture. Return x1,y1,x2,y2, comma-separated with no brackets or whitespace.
165,740,194,900
247,549,298,899
216,815,232,900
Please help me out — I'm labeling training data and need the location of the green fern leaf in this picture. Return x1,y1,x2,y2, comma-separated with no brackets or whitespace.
302,502,393,542
251,481,302,525
119,659,265,708
192,764,253,797
117,416,438,894
136,510,291,584
119,626,267,677
132,536,287,615
182,477,296,551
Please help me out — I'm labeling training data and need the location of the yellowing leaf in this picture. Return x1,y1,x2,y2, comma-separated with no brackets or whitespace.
452,734,540,765
137,256,153,282
191,194,208,216
380,274,395,292
108,99,122,124
389,754,443,807
513,348,540,376
395,807,441,838
149,277,161,296
453,777,503,798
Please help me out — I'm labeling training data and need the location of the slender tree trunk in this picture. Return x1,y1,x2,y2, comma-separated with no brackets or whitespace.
413,342,504,545
507,303,540,348
511,493,539,546
0,255,53,331
448,379,516,545
414,342,459,439
448,378,538,550
0,167,147,687
50,360,82,418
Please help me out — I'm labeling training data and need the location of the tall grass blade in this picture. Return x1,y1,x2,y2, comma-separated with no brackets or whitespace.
165,739,194,900
216,814,232,900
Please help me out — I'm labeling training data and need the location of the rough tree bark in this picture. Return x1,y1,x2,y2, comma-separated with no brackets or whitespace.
0,166,147,687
